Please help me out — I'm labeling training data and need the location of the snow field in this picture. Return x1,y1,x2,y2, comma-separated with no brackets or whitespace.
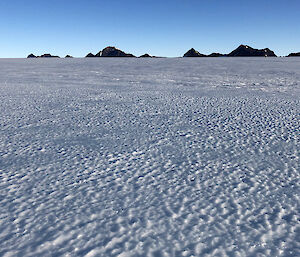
0,58,299,256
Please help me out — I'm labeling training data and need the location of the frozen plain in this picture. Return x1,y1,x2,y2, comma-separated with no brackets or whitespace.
0,57,299,257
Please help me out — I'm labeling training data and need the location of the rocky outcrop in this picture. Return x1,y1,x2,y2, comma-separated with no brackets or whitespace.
183,49,225,57
27,53,60,58
183,48,206,57
207,53,225,57
287,52,300,57
139,53,152,58
228,45,276,57
95,47,135,57
86,53,95,57
85,47,135,58
27,53,37,58
65,55,73,58
39,54,60,58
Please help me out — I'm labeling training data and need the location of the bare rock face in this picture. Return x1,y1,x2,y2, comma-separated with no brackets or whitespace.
207,53,225,57
287,52,300,57
86,53,95,58
95,47,135,57
65,55,73,58
183,48,206,57
38,54,60,58
27,53,60,58
228,45,276,57
139,53,152,58
27,54,37,58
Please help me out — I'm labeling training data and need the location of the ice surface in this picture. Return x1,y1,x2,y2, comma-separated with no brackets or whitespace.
0,58,299,256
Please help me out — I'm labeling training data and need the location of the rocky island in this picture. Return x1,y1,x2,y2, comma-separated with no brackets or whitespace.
227,45,276,57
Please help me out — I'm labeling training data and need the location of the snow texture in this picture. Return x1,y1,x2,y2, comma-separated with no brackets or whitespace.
0,58,299,257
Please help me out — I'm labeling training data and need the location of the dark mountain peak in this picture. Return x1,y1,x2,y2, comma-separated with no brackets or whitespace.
27,53,37,58
95,46,135,57
208,52,225,57
85,53,95,58
239,44,250,48
235,45,255,52
65,55,73,58
228,45,276,57
287,52,300,57
183,48,206,57
27,53,60,58
139,53,152,58
38,54,60,58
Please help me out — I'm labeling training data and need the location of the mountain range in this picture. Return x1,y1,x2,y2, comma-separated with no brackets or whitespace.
183,45,277,57
27,45,299,58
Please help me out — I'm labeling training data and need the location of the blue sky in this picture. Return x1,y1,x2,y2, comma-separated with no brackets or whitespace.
0,0,299,57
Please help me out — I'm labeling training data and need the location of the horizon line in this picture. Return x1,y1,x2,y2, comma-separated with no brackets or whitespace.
1,44,300,58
